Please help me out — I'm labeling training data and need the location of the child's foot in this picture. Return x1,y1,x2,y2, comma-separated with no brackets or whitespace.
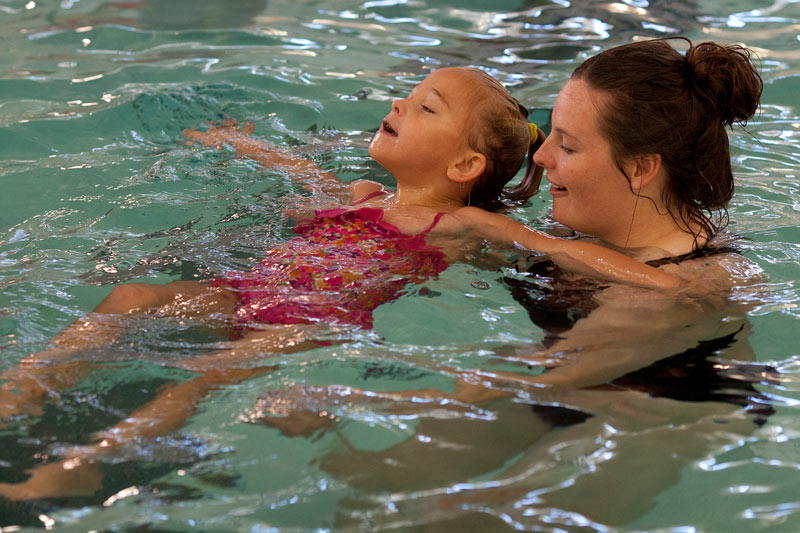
0,460,103,501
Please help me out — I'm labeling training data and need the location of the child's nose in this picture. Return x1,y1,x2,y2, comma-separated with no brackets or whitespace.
392,98,405,115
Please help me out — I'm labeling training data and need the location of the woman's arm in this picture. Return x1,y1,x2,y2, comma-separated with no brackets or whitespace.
454,208,682,289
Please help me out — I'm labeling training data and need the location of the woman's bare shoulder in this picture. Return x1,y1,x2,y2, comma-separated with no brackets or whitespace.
661,250,765,290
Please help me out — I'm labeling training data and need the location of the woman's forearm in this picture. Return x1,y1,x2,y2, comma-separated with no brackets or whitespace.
518,226,681,288
460,209,681,289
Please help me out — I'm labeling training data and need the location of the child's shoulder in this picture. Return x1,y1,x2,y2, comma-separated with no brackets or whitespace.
350,180,390,203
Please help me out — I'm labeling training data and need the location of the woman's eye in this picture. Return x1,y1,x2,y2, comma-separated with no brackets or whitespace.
560,145,574,154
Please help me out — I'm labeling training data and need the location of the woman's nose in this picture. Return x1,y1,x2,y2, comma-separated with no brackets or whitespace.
533,135,552,168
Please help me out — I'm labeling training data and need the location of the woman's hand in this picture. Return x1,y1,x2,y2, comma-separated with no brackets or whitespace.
246,381,509,439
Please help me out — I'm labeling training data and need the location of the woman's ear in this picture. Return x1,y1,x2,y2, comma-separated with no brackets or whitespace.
447,151,486,184
627,153,662,192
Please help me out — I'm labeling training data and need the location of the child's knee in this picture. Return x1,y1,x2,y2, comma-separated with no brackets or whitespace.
102,283,169,312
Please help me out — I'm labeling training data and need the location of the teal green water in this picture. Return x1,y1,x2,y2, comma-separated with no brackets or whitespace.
2,0,800,531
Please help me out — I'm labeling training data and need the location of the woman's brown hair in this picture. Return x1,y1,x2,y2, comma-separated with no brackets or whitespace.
571,37,762,242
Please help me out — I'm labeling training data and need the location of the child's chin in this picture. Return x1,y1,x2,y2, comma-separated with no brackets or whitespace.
367,136,381,157
367,145,390,166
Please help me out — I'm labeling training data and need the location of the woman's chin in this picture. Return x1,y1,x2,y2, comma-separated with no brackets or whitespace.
551,209,582,233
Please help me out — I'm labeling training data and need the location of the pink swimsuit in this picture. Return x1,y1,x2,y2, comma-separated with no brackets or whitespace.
215,200,448,330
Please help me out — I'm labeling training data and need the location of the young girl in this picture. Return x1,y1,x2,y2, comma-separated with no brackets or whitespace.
0,67,679,500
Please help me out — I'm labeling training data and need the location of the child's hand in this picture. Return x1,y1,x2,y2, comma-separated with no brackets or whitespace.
182,119,256,148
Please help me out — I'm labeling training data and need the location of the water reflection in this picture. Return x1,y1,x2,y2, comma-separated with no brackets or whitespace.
32,0,269,31
246,340,778,529
375,0,703,85
1,0,800,530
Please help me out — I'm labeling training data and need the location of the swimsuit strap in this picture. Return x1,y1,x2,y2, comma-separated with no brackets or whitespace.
421,212,446,235
351,189,388,205
349,191,444,236
645,245,738,267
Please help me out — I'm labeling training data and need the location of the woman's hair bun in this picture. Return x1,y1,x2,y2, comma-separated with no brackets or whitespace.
685,41,763,127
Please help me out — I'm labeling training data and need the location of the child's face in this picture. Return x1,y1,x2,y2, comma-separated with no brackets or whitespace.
369,68,480,182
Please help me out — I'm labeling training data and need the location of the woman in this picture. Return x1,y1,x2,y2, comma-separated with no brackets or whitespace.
536,37,761,260
495,37,765,388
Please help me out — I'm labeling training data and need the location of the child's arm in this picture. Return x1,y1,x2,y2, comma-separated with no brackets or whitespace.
183,120,368,201
454,208,682,289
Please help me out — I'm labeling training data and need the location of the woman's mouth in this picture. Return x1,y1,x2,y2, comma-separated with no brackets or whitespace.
548,181,567,195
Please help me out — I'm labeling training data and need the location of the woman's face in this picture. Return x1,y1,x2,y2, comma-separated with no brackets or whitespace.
534,79,640,244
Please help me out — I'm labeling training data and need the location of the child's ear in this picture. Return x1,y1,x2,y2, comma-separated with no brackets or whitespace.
447,151,486,184
627,153,662,192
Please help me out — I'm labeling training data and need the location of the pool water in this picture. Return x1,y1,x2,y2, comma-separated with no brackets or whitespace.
2,0,800,531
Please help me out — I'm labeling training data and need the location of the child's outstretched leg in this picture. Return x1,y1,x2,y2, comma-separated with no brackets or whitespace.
0,280,238,421
28,280,238,362
0,363,276,501
0,325,324,500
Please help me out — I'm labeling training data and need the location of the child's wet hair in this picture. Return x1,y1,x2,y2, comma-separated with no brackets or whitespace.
459,68,544,211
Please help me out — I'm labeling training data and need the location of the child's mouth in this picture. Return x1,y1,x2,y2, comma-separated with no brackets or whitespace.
382,120,397,136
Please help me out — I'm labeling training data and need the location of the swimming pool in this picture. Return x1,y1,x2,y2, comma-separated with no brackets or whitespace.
1,0,800,530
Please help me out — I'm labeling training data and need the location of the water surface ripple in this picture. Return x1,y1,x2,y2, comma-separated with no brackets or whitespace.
1,0,799,531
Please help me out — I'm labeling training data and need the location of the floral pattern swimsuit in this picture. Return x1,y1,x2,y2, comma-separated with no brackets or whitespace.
215,198,448,330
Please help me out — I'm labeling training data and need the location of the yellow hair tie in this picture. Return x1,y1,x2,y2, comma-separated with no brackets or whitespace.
528,123,539,144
